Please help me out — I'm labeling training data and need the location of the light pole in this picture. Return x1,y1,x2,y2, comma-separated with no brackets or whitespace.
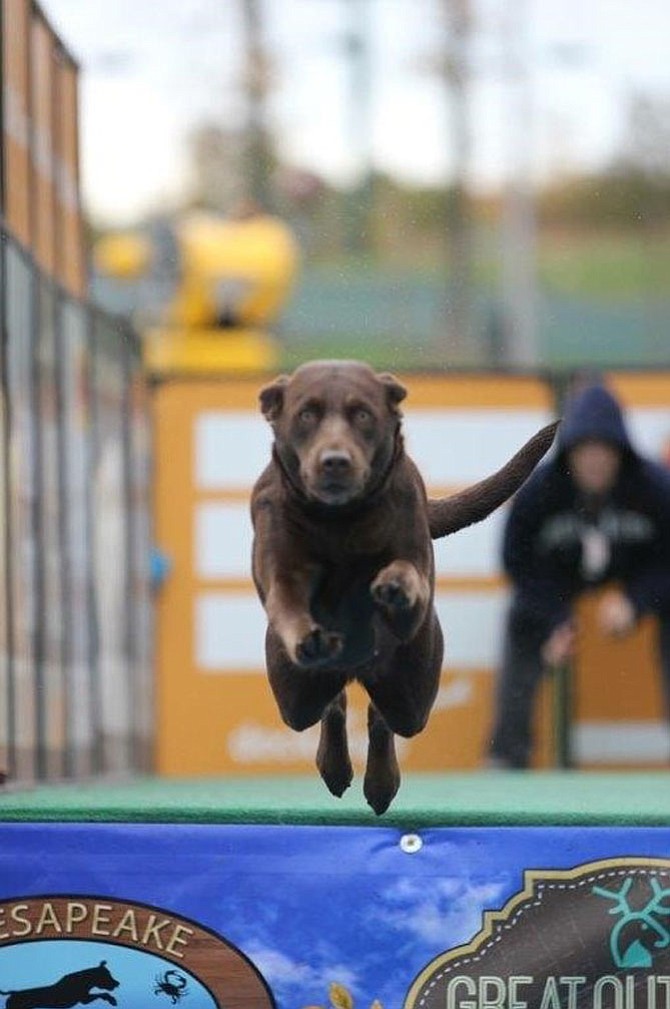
344,0,374,254
240,0,272,209
500,0,538,366
443,0,474,361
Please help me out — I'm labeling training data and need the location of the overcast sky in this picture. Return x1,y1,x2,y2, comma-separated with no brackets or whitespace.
43,0,670,226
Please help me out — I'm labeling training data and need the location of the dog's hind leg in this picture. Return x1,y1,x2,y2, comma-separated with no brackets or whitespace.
363,703,400,816
364,611,443,741
363,629,441,815
316,690,354,797
266,627,346,731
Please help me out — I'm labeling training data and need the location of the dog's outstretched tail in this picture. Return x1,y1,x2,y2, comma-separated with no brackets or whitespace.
428,420,559,539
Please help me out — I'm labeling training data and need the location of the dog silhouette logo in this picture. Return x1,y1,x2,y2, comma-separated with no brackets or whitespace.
1,962,119,1009
0,897,275,1009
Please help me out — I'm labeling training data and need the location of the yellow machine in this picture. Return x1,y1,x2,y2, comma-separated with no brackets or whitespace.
94,209,300,375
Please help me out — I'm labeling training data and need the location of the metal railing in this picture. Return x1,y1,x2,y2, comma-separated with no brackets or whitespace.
0,228,153,786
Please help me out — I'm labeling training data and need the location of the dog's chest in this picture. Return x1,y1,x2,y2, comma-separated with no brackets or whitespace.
300,507,395,561
311,568,378,664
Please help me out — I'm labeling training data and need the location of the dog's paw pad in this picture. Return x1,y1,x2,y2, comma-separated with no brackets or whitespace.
372,579,411,610
296,627,343,666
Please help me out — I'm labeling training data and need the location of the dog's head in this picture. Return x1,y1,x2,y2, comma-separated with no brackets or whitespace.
260,360,406,507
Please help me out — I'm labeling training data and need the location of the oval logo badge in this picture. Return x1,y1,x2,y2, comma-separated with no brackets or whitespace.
404,857,670,1009
0,896,275,1009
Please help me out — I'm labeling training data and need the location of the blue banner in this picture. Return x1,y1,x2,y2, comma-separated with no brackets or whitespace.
2,824,670,1008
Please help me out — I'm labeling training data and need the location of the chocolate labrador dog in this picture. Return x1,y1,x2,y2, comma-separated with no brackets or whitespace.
251,360,557,813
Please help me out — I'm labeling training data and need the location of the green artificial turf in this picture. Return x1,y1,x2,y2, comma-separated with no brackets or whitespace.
1,771,669,827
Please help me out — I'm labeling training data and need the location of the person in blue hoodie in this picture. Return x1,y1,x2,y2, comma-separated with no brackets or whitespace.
488,381,670,768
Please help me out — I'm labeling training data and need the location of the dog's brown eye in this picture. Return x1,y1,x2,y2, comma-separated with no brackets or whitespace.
354,408,372,423
299,408,316,424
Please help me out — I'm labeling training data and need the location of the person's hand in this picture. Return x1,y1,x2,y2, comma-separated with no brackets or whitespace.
541,622,576,667
598,589,636,637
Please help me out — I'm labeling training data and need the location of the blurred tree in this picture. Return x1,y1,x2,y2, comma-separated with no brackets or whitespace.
616,92,670,180
538,173,670,230
539,92,670,231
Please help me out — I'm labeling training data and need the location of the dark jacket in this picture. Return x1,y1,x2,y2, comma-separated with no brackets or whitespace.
503,384,670,628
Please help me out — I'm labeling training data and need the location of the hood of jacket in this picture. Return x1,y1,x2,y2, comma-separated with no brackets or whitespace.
558,383,634,457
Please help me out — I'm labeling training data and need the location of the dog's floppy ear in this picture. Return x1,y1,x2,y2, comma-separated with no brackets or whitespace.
259,375,290,421
377,372,407,412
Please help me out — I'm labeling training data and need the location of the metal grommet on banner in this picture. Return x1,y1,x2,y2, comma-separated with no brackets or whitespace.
400,833,423,854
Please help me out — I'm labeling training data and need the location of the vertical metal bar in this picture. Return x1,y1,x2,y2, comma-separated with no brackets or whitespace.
549,371,571,768
4,241,39,784
42,276,66,780
51,32,72,776
553,661,573,769
140,371,155,774
81,306,98,775
0,228,15,784
122,325,135,771
34,277,65,781
55,289,72,777
87,309,103,774
126,348,154,775
31,270,47,780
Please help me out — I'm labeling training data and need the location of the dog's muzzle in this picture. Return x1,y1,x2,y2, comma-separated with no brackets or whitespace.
320,449,352,479
304,448,367,504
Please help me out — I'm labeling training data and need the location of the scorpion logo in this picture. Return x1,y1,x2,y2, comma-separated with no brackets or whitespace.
154,971,189,1004
593,876,670,968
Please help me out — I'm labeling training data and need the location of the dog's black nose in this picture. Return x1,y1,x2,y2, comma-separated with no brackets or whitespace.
320,450,352,477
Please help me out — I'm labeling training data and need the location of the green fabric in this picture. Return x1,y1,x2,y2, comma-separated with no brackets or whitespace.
1,772,669,827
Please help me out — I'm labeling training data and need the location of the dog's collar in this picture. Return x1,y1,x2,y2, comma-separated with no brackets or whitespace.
273,428,403,520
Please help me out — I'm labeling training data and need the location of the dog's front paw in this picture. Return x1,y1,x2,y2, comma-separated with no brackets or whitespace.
371,562,428,640
371,562,420,613
295,626,344,667
371,577,412,611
